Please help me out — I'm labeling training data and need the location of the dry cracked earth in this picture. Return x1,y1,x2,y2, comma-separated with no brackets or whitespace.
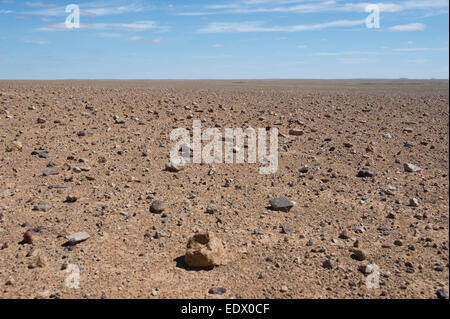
0,80,448,299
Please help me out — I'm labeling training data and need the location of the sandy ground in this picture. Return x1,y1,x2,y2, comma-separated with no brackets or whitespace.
0,80,448,299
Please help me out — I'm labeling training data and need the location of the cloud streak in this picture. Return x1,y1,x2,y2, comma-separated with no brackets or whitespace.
388,23,426,31
22,2,144,17
198,19,366,33
180,0,449,15
35,20,169,32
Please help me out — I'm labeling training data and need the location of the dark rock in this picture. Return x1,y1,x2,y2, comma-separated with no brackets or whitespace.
357,169,377,177
270,197,295,212
208,287,226,295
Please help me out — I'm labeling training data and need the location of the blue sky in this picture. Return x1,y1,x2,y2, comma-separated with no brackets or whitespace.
0,0,448,79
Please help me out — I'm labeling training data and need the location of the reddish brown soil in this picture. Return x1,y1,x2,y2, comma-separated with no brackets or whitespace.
0,80,448,299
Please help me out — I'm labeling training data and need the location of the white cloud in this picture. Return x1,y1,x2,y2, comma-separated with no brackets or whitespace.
35,21,169,32
97,32,122,38
407,58,429,63
198,19,366,33
388,23,426,31
181,0,449,15
149,37,163,43
382,46,447,52
339,58,375,64
25,2,52,7
212,43,223,48
0,10,13,14
27,40,51,45
316,51,381,56
23,3,143,17
295,44,308,48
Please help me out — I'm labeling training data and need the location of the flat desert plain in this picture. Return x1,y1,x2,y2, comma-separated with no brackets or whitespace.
0,80,448,299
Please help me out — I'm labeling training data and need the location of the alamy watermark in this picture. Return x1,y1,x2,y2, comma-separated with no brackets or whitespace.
65,4,80,29
365,5,381,29
170,120,278,175
365,263,381,289
65,264,80,289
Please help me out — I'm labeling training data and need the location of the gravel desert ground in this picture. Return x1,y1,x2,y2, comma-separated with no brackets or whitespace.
0,80,448,299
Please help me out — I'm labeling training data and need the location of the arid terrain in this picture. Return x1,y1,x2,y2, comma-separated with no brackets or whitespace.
0,80,448,299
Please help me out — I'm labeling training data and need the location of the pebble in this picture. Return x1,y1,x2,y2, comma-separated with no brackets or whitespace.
409,198,419,207
209,287,226,295
270,197,295,212
404,163,421,172
23,230,33,244
206,202,218,214
351,249,367,261
281,225,294,234
150,200,167,214
31,151,49,158
33,200,52,212
65,194,80,203
339,230,350,239
357,169,376,177
6,141,22,152
43,169,59,176
289,129,304,136
165,158,185,172
28,254,47,269
322,259,335,269
394,240,403,246
436,289,447,299
113,115,125,124
66,232,90,245
299,165,309,173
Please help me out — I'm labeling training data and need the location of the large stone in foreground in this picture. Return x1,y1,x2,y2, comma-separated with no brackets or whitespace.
184,232,225,268
270,197,295,212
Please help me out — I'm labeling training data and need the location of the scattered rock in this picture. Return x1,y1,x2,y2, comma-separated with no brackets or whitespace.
436,289,447,299
289,129,304,136
184,232,225,268
65,194,80,203
43,169,59,176
280,286,289,292
165,158,186,172
66,232,90,245
339,230,350,239
351,249,367,261
28,254,47,269
206,202,218,214
270,197,295,212
322,259,335,269
150,200,167,214
409,198,419,207
281,225,294,234
208,287,226,295
113,115,125,124
404,163,421,172
6,141,22,152
299,165,309,173
33,200,52,212
357,169,376,177
23,230,33,244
